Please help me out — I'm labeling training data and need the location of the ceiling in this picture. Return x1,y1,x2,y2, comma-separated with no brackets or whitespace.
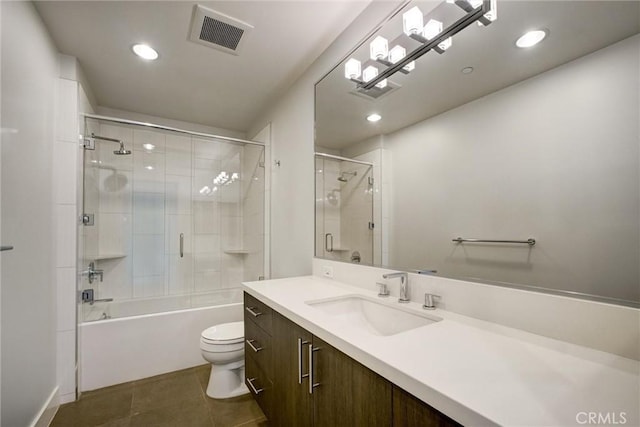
315,1,640,149
35,1,371,133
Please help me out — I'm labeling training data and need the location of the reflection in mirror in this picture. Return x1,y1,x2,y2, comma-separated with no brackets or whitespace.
315,153,375,265
315,0,640,306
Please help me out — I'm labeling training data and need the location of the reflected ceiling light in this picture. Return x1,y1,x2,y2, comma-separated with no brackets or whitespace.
143,143,155,151
145,165,154,170
389,45,415,72
132,44,159,60
438,37,452,51
363,66,387,89
367,113,382,122
423,19,443,40
344,0,496,92
370,36,389,61
344,58,361,80
403,6,424,36
516,30,547,48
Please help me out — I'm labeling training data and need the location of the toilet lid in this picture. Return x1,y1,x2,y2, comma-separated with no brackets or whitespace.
201,321,244,343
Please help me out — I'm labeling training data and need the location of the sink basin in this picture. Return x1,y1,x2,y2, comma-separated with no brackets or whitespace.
306,295,441,336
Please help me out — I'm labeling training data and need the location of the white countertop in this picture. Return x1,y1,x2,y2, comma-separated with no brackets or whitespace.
243,276,639,427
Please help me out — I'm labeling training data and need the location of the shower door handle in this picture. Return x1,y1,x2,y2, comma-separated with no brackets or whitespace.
179,233,184,258
0,246,14,252
325,233,333,252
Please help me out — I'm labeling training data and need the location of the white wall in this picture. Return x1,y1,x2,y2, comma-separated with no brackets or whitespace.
247,2,403,278
384,35,640,302
1,2,59,425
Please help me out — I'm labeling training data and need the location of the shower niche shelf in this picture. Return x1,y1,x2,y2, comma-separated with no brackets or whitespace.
95,253,127,261
224,249,250,255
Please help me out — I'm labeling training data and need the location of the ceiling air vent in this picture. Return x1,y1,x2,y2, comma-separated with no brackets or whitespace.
350,81,401,101
189,5,253,55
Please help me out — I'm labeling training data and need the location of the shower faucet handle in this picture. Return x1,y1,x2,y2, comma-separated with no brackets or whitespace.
83,261,103,284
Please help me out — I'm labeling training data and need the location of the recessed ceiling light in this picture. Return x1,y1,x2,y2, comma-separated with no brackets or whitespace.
142,143,155,151
516,30,547,48
132,44,159,60
461,66,474,74
367,113,382,122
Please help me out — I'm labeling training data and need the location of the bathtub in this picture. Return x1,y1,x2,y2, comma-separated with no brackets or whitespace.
79,290,244,391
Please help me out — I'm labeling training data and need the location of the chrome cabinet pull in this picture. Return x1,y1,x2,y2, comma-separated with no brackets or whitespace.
246,339,263,353
179,233,184,258
297,338,309,384
0,246,14,252
246,377,263,395
245,306,262,317
308,344,320,394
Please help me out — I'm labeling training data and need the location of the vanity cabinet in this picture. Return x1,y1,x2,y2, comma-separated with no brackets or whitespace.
272,311,391,427
244,292,460,427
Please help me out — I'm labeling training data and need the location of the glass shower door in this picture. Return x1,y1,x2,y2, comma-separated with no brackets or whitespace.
315,154,374,264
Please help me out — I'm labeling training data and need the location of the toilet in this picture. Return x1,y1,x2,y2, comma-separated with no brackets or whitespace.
200,321,249,399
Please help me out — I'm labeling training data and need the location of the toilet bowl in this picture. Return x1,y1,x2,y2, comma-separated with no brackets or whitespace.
200,321,249,399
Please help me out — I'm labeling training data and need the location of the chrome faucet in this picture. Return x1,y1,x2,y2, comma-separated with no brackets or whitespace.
382,271,410,303
82,261,104,284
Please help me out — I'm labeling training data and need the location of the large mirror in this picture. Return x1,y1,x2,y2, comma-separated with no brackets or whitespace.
314,0,640,306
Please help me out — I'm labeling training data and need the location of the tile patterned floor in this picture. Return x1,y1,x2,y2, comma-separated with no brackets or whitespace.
51,365,268,427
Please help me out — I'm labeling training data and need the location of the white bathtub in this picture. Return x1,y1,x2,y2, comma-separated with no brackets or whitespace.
79,291,244,391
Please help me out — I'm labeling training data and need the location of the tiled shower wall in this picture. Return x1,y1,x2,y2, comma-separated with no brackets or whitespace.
81,120,264,317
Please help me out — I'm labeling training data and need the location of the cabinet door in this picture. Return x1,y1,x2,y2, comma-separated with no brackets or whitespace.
272,312,313,427
312,335,392,427
392,386,462,427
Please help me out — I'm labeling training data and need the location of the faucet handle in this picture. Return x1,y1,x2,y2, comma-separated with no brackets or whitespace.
376,282,389,297
423,293,441,310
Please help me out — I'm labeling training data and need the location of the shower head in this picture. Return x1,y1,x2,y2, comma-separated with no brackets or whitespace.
113,142,132,155
338,171,357,182
90,133,132,156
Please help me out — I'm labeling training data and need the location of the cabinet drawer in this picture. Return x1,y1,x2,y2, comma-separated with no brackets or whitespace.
245,349,273,419
244,292,273,334
245,315,272,379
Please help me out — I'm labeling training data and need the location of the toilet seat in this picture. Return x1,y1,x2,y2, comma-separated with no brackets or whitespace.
201,321,244,344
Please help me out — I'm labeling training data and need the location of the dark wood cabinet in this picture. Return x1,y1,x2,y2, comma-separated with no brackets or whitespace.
312,335,392,427
392,386,462,427
244,292,461,427
272,312,313,427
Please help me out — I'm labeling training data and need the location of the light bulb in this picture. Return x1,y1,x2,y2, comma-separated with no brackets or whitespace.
438,37,452,51
389,45,406,64
362,66,379,83
403,6,424,36
389,45,415,72
516,30,547,48
370,36,389,60
344,58,361,80
132,44,158,60
423,19,443,40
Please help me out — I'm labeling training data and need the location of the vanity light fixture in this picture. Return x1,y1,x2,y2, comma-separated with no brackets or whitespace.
363,66,387,89
516,30,547,48
345,0,497,91
389,45,415,72
132,44,159,60
367,113,382,122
